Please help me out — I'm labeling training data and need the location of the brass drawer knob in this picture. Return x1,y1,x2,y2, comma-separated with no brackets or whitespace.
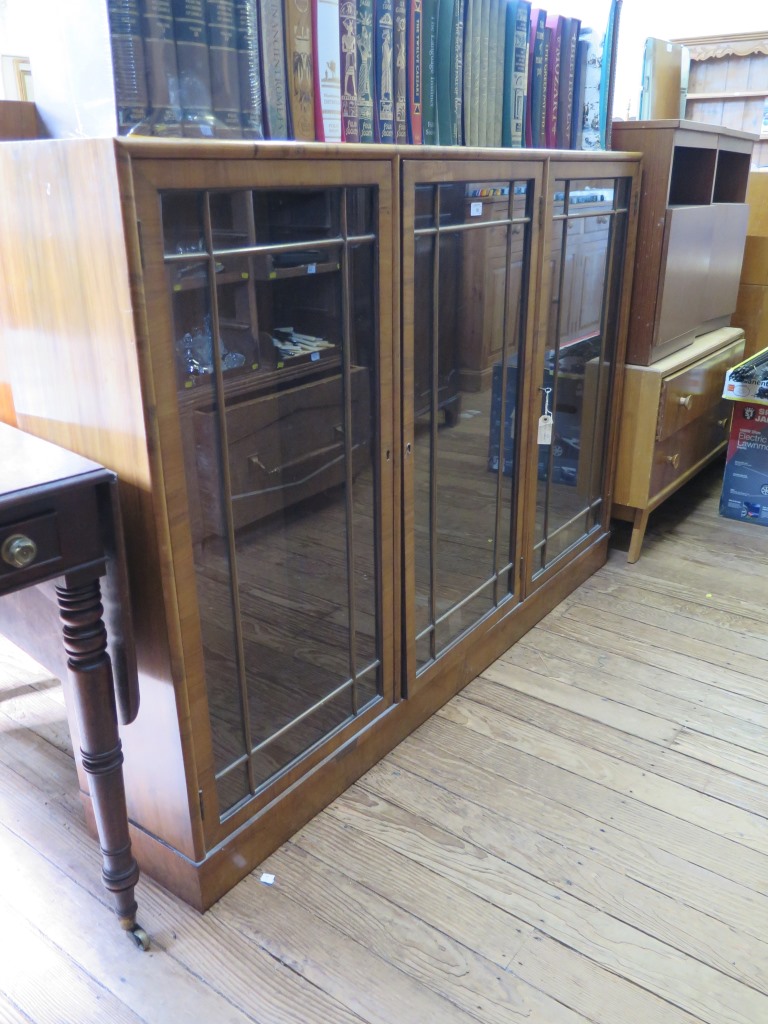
664,453,680,470
2,533,38,568
678,394,693,409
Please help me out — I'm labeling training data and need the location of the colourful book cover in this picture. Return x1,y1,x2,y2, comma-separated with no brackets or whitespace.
313,0,343,140
526,7,546,148
141,0,184,135
544,12,562,148
358,0,376,141
206,0,243,135
599,0,621,148
257,0,292,138
234,0,265,139
284,0,317,139
374,0,395,142
421,0,438,142
394,0,408,142
108,0,150,134
580,24,601,150
407,0,423,142
339,0,360,141
556,15,579,149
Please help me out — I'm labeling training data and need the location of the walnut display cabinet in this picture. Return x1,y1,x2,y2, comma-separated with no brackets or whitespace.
0,139,639,909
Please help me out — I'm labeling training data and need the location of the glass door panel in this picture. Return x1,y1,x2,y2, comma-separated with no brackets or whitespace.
403,169,537,689
532,176,632,577
163,183,385,819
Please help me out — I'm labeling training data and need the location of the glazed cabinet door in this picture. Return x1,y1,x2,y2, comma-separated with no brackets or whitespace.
131,157,395,843
528,162,638,585
400,159,543,696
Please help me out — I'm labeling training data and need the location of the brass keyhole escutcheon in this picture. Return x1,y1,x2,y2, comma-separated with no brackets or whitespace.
1,533,38,568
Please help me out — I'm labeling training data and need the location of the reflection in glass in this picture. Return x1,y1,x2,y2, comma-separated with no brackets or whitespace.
411,179,531,672
164,186,382,817
533,177,630,575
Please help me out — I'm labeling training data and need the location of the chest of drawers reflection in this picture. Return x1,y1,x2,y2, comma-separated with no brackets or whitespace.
0,140,639,908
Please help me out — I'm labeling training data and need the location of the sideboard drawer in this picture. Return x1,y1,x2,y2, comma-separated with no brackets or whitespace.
656,337,745,441
651,399,733,496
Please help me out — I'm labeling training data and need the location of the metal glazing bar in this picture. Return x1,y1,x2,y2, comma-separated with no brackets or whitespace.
249,677,355,754
202,193,257,797
340,190,360,714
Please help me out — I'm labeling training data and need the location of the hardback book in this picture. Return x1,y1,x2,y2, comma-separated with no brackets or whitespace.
462,0,474,146
476,0,490,145
406,0,423,142
312,0,343,140
569,34,588,148
599,0,621,148
357,0,376,141
544,12,563,148
141,0,184,135
501,0,530,148
449,0,464,144
556,15,579,149
394,0,408,143
108,0,150,134
374,0,395,142
489,0,507,147
579,24,601,150
539,22,549,148
526,6,545,147
234,0,265,138
284,0,317,139
339,0,360,141
421,0,438,143
257,0,292,138
435,0,462,144
206,0,243,135
171,0,220,137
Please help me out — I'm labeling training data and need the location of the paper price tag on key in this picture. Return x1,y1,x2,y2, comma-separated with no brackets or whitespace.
538,387,553,445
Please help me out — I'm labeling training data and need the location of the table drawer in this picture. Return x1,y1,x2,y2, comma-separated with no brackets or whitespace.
656,337,744,441
651,400,732,497
0,511,62,589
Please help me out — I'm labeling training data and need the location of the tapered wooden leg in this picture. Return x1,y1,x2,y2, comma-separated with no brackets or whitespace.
56,576,147,948
627,507,651,564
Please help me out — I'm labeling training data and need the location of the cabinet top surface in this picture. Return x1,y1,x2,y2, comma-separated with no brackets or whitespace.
612,119,758,142
0,422,108,500
630,328,746,377
0,136,643,165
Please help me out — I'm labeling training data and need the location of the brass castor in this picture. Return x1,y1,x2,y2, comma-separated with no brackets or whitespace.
126,925,150,951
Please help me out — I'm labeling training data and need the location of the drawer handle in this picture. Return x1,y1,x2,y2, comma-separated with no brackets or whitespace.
677,394,693,409
665,453,680,470
2,533,38,569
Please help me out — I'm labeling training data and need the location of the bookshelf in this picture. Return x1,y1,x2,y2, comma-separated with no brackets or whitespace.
0,138,640,907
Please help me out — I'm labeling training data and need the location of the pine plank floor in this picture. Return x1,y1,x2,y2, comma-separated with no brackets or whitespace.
1,458,767,1024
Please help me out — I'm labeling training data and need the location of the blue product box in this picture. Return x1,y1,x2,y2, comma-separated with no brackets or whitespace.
719,401,768,527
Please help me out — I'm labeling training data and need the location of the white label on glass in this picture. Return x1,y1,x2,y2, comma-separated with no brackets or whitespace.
311,351,320,361
470,202,483,217
538,414,553,445
307,263,317,274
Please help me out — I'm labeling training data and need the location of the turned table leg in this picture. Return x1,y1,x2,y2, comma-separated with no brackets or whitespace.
56,576,148,950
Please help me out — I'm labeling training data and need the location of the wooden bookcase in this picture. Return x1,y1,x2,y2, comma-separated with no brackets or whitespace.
0,139,640,909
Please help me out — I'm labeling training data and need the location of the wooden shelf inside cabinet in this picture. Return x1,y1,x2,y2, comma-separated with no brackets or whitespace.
171,270,250,293
250,254,341,280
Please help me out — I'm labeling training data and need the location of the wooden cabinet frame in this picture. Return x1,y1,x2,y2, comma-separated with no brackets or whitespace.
0,139,640,909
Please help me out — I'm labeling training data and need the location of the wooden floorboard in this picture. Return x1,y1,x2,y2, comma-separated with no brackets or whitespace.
1,458,768,1023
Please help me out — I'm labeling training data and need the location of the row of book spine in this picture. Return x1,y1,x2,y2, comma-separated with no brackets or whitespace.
108,0,620,147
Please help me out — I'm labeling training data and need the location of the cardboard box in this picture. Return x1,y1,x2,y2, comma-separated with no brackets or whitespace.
722,345,768,405
720,400,768,527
